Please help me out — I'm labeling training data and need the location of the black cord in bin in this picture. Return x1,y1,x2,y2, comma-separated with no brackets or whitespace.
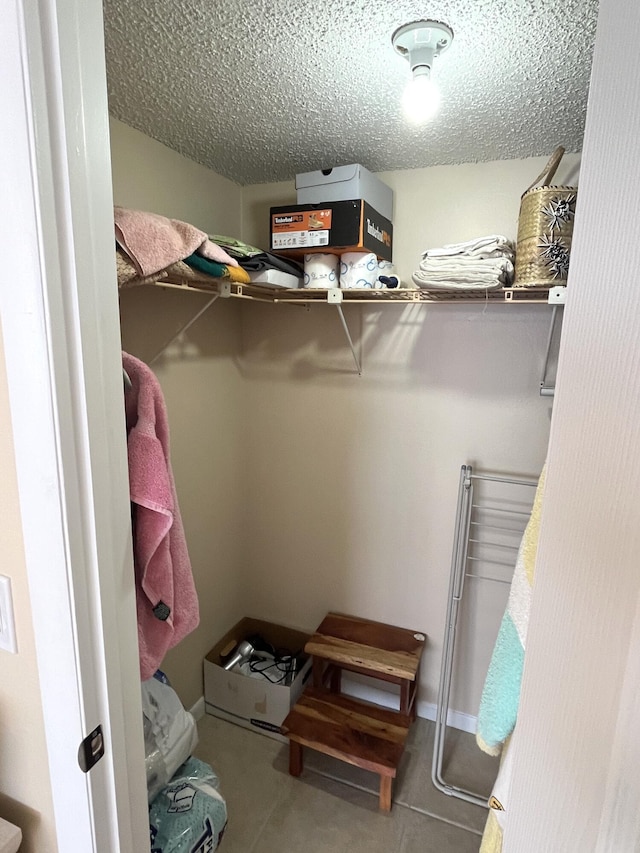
248,646,302,684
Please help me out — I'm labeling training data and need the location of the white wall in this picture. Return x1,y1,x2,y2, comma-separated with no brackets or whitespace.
0,334,57,851
112,118,247,708
239,154,580,717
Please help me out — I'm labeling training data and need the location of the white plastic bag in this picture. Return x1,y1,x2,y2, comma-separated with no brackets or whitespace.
142,675,198,802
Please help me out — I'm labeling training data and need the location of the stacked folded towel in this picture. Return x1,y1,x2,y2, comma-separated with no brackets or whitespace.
114,207,240,276
411,235,515,291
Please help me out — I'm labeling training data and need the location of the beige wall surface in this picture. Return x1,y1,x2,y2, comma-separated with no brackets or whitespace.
110,118,243,235
0,332,57,853
112,118,247,707
239,154,580,716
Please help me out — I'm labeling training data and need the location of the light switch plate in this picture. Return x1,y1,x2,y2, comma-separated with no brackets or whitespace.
0,576,18,654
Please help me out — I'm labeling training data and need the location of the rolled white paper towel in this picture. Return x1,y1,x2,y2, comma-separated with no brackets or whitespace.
375,259,398,289
304,253,339,288
339,252,378,289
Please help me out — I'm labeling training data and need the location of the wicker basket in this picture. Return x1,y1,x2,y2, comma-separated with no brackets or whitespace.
513,147,577,288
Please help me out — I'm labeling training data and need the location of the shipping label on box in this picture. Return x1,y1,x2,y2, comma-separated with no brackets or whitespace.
270,200,393,261
271,208,333,250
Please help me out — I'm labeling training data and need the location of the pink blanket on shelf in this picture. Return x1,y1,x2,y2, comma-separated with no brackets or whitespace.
114,206,238,277
122,351,200,680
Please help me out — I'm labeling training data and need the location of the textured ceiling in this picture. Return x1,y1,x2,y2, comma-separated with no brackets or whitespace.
104,0,599,186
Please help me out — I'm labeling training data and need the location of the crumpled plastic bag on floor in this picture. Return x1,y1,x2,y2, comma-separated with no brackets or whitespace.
142,673,199,803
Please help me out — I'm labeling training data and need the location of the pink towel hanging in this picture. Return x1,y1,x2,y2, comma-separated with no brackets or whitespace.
122,351,199,680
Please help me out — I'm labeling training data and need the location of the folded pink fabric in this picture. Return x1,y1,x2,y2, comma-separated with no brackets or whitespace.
114,207,238,276
122,351,199,681
197,237,239,267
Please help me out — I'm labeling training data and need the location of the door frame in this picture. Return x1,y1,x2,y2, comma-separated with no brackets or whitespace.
2,0,147,849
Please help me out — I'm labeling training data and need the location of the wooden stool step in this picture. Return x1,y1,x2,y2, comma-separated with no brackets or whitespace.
305,612,426,718
281,687,410,811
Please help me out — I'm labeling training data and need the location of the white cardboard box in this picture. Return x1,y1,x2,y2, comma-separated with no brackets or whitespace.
248,269,301,289
204,617,312,743
295,164,394,222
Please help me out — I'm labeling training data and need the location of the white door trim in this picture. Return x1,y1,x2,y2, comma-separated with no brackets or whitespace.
2,0,147,849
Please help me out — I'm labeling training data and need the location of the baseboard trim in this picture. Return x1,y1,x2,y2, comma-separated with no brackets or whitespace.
340,677,478,735
194,680,478,735
189,695,206,721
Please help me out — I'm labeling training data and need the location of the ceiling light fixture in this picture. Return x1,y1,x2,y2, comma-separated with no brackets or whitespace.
392,20,453,124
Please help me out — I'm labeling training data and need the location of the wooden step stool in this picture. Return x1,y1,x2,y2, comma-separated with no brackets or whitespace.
281,612,426,811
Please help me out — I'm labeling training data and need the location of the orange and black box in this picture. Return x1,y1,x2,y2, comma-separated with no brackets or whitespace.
270,199,393,261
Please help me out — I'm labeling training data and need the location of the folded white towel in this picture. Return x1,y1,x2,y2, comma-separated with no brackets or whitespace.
424,235,515,261
411,272,506,290
412,256,514,290
418,257,514,278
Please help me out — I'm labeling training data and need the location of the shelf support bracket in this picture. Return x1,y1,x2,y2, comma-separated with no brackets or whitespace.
327,289,361,375
540,304,561,397
149,291,220,366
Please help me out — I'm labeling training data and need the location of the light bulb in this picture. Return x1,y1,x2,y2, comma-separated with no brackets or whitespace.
402,69,440,124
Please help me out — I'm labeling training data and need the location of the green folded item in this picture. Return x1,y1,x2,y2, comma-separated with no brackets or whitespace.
208,235,263,258
183,253,228,278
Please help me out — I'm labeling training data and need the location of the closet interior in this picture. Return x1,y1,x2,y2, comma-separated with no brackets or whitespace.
105,5,592,849
114,121,577,852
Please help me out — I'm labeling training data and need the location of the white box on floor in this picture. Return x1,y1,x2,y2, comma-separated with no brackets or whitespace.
204,617,312,743
295,164,394,222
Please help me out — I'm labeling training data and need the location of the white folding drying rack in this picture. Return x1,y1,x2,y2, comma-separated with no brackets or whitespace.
432,464,538,807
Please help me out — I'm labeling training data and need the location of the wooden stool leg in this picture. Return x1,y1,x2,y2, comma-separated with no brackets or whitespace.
379,775,392,812
329,666,342,693
312,656,324,688
400,680,410,716
409,681,417,722
400,680,418,721
289,741,303,777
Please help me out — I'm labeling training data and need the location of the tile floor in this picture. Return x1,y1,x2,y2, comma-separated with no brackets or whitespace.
194,713,498,853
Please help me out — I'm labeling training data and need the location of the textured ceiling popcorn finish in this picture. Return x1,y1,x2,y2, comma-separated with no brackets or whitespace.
104,0,599,186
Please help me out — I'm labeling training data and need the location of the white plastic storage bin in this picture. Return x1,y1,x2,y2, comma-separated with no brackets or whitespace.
295,164,393,222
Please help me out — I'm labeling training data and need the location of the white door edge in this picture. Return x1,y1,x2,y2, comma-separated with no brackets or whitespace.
2,0,147,850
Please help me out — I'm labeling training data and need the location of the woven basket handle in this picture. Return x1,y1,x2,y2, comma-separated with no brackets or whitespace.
525,146,565,191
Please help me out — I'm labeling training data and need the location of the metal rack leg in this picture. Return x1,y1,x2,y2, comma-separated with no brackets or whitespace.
431,465,490,808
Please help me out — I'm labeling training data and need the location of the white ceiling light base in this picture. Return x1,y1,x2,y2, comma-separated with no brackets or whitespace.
392,20,453,123
391,20,453,71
